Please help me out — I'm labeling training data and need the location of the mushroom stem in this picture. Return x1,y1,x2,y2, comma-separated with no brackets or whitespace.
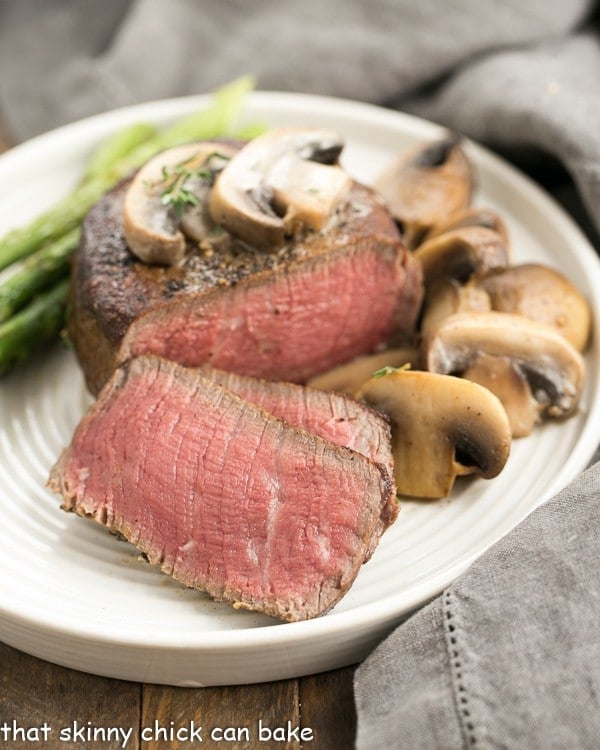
425,312,585,421
413,226,509,287
374,135,473,248
358,369,511,498
208,128,352,249
123,142,236,265
462,353,540,437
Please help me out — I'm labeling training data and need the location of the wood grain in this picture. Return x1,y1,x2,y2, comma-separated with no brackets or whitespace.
300,666,358,749
0,644,357,750
0,641,142,749
142,678,300,749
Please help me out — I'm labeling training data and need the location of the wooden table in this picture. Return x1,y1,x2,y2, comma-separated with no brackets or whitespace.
0,126,358,749
0,643,357,749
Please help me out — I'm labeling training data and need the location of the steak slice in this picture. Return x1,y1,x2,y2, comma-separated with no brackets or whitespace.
203,367,398,540
70,174,422,395
49,355,395,622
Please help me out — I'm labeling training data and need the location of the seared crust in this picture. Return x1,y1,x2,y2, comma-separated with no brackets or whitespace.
70,174,422,394
50,355,396,621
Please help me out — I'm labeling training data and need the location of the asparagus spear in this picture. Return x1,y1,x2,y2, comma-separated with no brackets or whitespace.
0,75,256,272
0,76,260,375
81,123,157,183
0,179,98,272
152,74,255,151
0,228,80,323
0,279,69,376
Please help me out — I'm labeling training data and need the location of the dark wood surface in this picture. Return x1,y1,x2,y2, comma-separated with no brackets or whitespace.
0,129,358,749
0,642,357,749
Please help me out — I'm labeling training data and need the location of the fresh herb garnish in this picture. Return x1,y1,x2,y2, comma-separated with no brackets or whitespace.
371,363,411,378
153,151,230,217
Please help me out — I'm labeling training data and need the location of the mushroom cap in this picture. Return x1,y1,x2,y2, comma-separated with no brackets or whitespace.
123,142,235,265
208,127,352,249
413,226,510,287
425,311,585,419
357,369,511,498
462,353,540,438
425,206,509,247
477,264,592,352
306,348,419,396
374,135,473,248
421,277,491,337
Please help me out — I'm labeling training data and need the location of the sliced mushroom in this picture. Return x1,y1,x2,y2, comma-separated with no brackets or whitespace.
413,226,509,287
425,312,585,424
208,128,352,249
123,142,235,265
306,347,420,396
421,277,491,337
180,184,229,245
357,369,511,498
461,353,539,437
425,206,509,246
374,135,473,248
476,264,592,352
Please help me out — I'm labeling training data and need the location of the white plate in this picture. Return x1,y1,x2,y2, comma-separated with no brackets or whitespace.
0,93,599,687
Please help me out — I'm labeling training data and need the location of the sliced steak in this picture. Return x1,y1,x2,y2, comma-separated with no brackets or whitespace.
49,355,395,622
203,367,398,540
70,174,422,395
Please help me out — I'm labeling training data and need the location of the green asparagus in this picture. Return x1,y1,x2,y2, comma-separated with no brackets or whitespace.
109,75,257,175
81,122,157,183
155,74,256,149
0,228,80,323
0,170,112,273
0,279,69,376
0,75,260,376
0,75,256,271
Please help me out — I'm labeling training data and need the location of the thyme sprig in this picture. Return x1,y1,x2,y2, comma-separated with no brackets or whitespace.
372,363,411,378
153,151,231,217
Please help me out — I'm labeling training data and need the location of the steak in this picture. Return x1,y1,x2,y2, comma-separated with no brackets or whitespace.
49,355,395,621
203,367,398,542
70,175,423,395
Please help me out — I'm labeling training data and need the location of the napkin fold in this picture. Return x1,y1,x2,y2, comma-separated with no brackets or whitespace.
354,457,600,749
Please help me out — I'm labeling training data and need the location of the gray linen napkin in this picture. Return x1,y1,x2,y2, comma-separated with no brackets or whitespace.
1,2,600,747
0,0,591,136
0,0,598,235
355,458,600,749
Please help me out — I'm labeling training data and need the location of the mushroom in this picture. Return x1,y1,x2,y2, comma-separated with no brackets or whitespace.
420,277,491,337
357,369,511,498
374,135,473,248
208,128,353,249
424,312,585,433
476,264,592,352
306,347,420,396
123,142,235,265
425,206,509,246
413,226,509,288
460,354,539,438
